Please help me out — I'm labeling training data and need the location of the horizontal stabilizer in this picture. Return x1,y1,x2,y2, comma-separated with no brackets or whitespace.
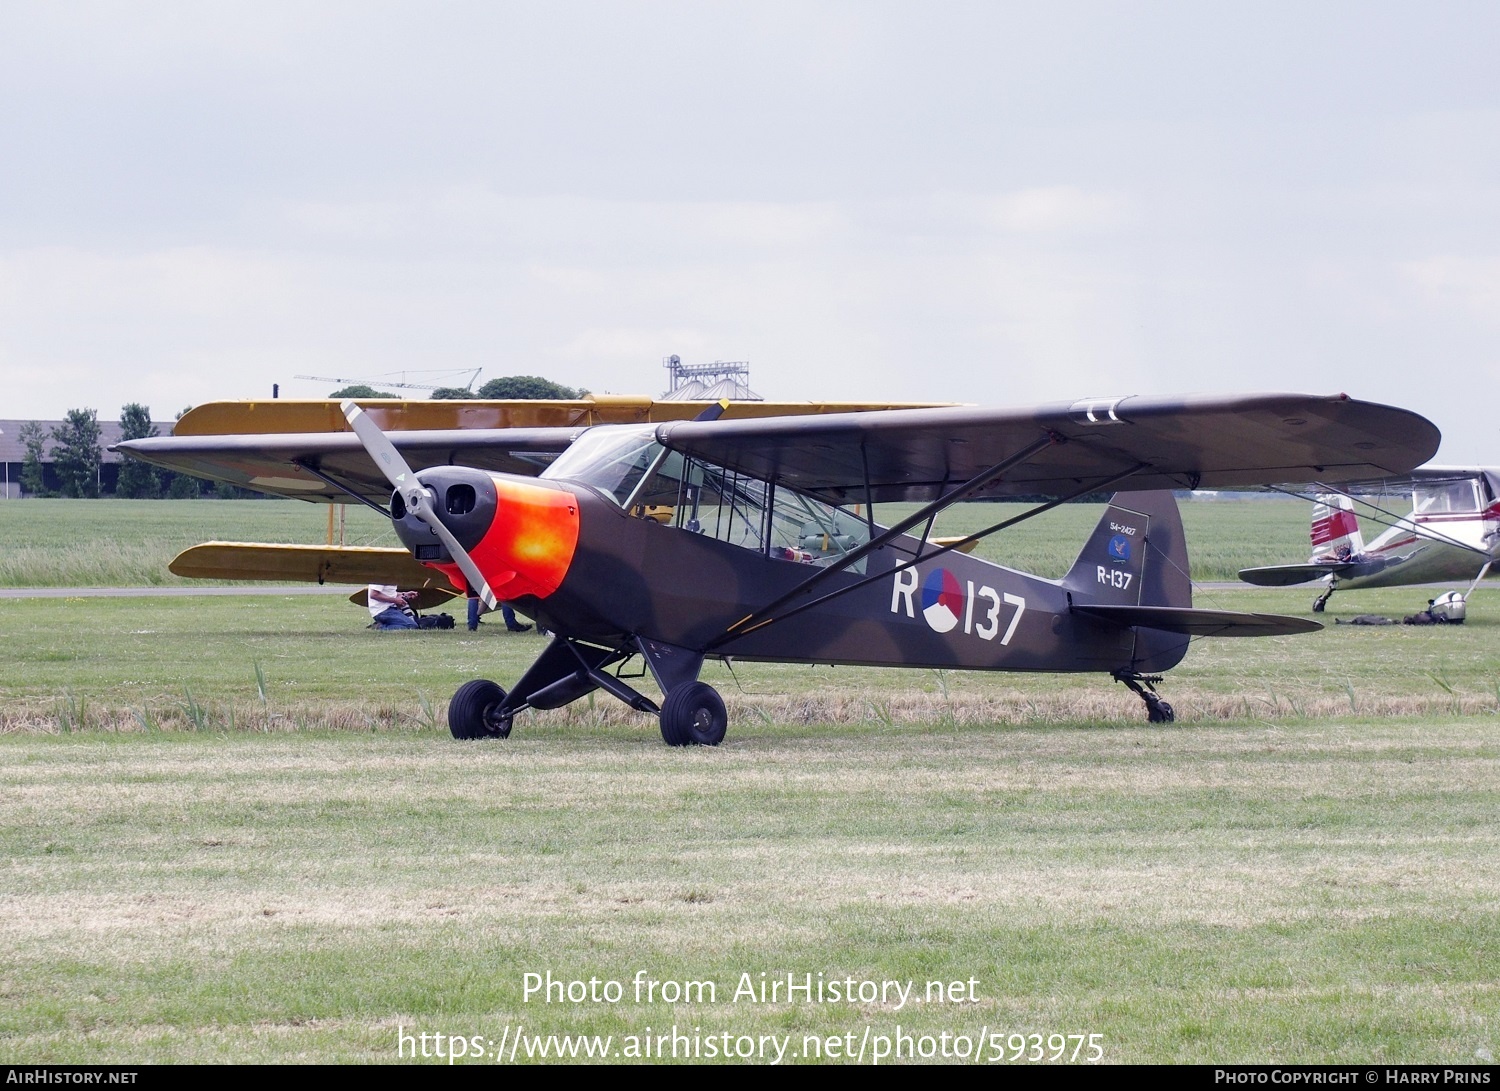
1238,563,1352,587
1071,604,1323,637
170,541,462,592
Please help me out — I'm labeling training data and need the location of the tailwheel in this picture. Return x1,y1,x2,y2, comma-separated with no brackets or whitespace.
1312,580,1337,613
659,681,727,747
1112,671,1175,724
448,679,513,740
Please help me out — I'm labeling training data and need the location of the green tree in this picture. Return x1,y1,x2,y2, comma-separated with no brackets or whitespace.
51,409,103,498
429,387,475,399
476,376,583,400
18,421,50,497
115,403,160,498
329,384,400,399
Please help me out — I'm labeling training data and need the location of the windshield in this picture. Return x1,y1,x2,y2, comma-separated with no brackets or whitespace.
541,426,661,505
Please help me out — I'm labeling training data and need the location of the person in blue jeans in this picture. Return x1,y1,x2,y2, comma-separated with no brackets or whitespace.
368,585,419,630
467,595,532,632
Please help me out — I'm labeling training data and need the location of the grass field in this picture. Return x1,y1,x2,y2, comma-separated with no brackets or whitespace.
1,500,1497,1064
0,495,1318,586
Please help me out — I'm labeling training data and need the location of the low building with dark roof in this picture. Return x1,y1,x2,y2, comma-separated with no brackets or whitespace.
0,419,127,499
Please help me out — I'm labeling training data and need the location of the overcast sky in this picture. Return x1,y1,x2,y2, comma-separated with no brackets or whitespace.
2,1,1497,461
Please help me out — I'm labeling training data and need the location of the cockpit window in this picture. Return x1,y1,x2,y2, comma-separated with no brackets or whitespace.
541,425,871,569
1414,479,1482,515
541,426,662,506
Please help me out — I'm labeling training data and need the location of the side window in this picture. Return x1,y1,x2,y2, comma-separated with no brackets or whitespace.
630,455,869,572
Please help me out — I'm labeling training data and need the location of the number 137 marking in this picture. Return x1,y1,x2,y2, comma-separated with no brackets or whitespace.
964,582,1026,645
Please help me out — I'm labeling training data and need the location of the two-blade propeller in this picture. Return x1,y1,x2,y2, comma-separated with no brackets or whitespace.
341,400,500,610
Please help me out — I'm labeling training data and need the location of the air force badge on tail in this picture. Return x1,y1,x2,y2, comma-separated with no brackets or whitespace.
1099,522,1138,589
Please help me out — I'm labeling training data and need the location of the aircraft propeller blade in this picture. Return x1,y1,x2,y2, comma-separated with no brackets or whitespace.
341,401,500,610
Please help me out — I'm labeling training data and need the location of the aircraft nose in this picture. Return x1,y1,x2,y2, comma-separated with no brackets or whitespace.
393,469,581,600
392,468,499,562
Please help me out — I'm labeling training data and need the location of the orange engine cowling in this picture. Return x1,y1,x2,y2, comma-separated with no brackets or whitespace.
394,469,580,601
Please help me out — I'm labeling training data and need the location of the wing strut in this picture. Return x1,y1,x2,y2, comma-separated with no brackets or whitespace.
704,458,1150,651
711,432,1062,644
292,459,394,518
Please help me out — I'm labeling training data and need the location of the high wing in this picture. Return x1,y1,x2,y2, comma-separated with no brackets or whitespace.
652,393,1439,504
1272,465,1500,499
115,397,956,504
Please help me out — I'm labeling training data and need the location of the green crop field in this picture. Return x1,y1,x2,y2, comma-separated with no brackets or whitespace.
0,495,1314,587
1,500,1497,1064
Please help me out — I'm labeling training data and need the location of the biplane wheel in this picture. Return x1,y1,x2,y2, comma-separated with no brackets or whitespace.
1147,698,1175,724
659,682,727,747
448,679,511,740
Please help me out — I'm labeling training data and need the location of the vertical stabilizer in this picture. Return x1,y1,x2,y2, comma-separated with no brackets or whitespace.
1310,494,1363,560
1063,490,1192,672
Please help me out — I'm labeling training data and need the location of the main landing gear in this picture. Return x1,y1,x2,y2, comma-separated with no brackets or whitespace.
1112,670,1175,723
445,634,727,747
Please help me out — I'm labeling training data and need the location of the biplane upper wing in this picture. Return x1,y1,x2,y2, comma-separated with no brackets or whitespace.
116,397,956,503
653,393,1440,504
118,427,578,503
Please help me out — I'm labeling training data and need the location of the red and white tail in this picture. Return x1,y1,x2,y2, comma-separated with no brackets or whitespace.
1309,494,1364,559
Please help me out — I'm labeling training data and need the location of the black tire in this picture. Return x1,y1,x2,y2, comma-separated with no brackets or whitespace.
1148,699,1175,724
659,682,728,747
448,679,511,740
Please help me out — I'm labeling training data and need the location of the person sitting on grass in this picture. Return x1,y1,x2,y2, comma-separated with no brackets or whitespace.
367,585,420,630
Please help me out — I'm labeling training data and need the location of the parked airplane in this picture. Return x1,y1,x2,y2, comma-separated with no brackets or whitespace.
117,392,1439,744
1238,467,1499,613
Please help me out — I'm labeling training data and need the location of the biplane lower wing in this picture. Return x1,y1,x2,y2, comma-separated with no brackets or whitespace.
170,541,462,593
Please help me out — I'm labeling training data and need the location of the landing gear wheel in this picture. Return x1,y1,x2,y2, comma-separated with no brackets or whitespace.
1112,670,1176,725
659,681,727,747
448,679,511,740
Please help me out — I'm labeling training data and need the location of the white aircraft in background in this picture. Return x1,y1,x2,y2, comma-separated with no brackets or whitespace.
1239,467,1500,615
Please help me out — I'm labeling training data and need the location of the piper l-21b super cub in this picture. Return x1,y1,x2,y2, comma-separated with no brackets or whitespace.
118,392,1438,745
1238,467,1500,614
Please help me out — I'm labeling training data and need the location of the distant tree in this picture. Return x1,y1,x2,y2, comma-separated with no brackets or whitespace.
165,472,201,499
329,384,400,399
429,387,475,399
476,376,583,400
18,421,50,497
114,403,160,498
51,409,103,498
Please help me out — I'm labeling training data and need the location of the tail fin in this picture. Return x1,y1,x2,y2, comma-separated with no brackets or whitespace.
1310,494,1363,560
1062,491,1192,673
1062,490,1192,608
